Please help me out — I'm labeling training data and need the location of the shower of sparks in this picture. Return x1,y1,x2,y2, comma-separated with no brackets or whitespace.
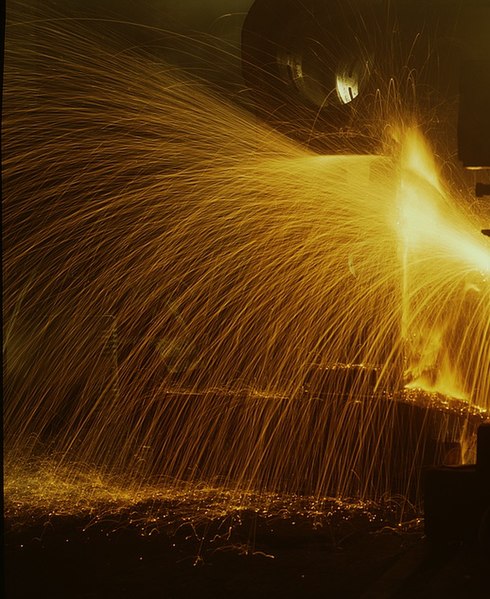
3,6,490,519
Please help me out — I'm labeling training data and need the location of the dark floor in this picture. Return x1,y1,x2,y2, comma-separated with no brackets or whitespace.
4,506,489,599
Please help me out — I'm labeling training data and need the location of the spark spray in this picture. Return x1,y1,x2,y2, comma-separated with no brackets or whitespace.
3,4,489,518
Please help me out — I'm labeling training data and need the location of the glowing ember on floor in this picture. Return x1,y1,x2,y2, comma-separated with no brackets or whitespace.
3,6,489,517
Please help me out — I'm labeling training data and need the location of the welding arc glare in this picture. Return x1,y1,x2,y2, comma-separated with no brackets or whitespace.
3,13,490,515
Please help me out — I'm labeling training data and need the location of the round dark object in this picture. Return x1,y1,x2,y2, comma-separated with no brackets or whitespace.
242,0,391,152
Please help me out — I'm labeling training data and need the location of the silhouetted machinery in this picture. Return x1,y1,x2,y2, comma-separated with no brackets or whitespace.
64,0,489,538
424,424,490,547
241,1,490,161
242,0,490,544
242,0,490,230
153,0,489,526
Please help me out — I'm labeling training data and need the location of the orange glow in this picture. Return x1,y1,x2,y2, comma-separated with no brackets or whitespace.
3,7,489,516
